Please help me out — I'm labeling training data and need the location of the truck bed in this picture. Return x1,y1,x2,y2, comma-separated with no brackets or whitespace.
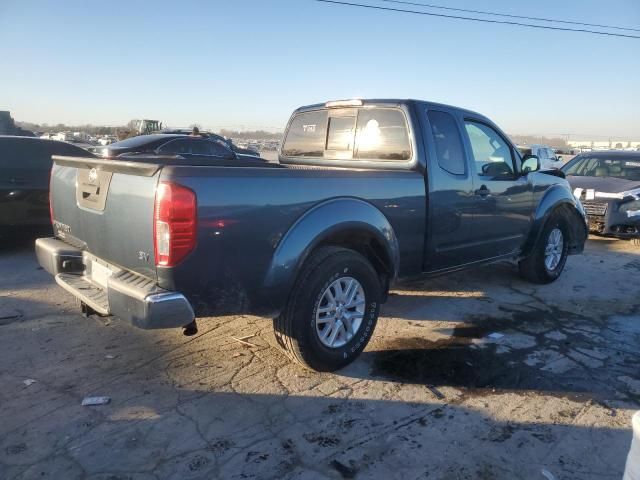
49,155,426,315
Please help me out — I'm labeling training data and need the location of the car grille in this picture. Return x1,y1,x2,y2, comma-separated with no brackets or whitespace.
582,200,608,216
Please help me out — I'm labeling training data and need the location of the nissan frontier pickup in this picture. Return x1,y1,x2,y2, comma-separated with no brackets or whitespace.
36,99,587,371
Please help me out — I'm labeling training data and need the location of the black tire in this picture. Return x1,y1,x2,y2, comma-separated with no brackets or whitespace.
518,214,570,284
273,246,381,372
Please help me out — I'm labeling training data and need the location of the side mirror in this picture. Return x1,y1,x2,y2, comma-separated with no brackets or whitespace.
557,155,563,162
521,154,540,174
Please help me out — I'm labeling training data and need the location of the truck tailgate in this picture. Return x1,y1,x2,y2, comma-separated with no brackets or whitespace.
50,156,161,279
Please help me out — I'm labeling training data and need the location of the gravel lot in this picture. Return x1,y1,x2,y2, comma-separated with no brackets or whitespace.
0,233,638,480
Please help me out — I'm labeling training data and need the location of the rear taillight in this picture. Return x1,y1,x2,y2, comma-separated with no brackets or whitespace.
153,182,197,267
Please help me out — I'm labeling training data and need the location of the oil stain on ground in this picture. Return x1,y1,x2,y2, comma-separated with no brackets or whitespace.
369,307,640,399
370,319,529,391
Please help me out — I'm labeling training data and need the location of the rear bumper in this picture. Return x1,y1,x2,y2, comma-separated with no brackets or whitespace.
35,237,194,329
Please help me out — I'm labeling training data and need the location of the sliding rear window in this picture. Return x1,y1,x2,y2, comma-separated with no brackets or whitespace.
282,107,411,162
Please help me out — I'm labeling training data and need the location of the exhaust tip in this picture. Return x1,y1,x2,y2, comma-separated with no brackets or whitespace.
183,320,198,336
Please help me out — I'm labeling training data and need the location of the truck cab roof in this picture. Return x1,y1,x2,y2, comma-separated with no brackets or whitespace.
294,98,492,123
280,98,498,170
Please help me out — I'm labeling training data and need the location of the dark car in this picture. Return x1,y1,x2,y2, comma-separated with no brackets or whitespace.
97,133,265,165
36,99,587,371
158,129,261,158
0,136,95,231
561,151,640,238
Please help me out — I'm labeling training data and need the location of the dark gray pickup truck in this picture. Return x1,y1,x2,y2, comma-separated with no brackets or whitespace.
36,99,587,371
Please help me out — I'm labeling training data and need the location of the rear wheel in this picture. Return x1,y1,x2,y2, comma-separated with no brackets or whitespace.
519,214,569,284
273,246,381,371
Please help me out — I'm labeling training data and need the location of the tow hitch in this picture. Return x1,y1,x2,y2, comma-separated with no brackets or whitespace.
78,300,100,318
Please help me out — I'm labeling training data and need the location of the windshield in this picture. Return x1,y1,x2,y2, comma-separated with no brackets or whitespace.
563,155,640,181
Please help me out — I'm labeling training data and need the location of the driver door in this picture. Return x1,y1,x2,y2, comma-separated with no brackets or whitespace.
462,119,534,259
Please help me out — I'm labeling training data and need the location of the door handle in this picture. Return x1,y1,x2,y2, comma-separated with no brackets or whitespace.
475,186,491,197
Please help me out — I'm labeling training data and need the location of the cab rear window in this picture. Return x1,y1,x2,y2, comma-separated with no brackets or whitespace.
355,109,411,161
281,110,328,157
282,107,411,162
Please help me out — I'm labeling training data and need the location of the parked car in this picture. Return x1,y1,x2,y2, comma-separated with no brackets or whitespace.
0,136,95,232
561,151,640,238
97,136,117,146
36,99,587,371
96,133,265,165
518,145,563,170
159,129,261,157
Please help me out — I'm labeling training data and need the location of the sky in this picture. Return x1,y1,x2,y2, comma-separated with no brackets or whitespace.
0,0,639,138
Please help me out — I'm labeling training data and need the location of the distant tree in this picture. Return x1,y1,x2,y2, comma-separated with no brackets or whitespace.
219,128,282,141
16,120,123,136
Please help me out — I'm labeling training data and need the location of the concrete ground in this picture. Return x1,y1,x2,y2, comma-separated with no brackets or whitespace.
0,233,638,480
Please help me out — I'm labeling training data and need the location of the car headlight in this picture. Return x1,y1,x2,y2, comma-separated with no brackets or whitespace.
619,199,640,217
621,187,640,199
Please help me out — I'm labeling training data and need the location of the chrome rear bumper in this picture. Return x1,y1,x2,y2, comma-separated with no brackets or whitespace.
36,237,194,329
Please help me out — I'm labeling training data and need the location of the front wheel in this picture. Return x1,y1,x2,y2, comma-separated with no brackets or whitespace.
518,215,569,284
273,246,381,371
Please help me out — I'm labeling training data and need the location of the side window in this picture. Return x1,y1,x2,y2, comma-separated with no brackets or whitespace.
205,139,233,157
158,139,191,155
281,110,328,157
464,121,515,177
427,110,465,175
190,139,210,155
548,149,557,160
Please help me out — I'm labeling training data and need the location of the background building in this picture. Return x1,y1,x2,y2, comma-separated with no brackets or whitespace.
567,139,640,152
